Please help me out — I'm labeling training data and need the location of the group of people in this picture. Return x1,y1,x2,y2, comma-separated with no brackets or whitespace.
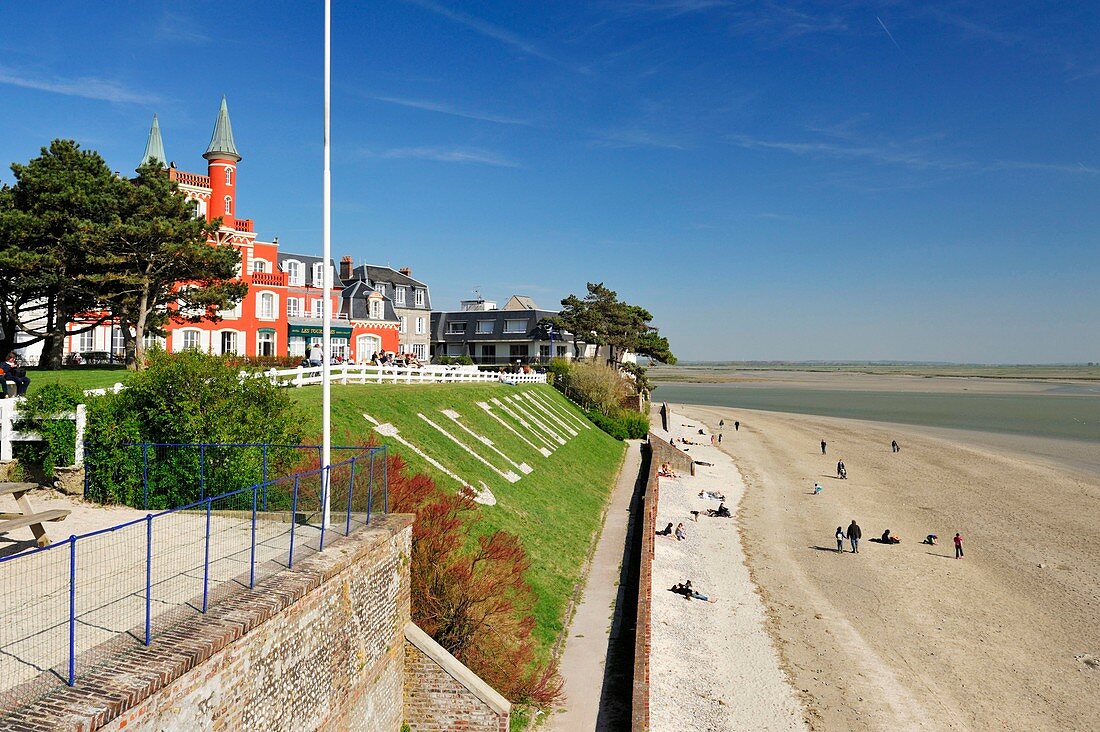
1,353,30,398
656,522,688,541
657,462,678,478
834,520,964,558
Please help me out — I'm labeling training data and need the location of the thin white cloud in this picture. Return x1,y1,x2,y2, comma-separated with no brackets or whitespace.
155,10,211,45
591,128,688,150
729,133,1100,177
402,0,558,63
368,95,531,126
371,146,521,168
0,66,158,105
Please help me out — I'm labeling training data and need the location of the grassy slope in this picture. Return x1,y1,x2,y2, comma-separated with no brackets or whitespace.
28,370,626,654
288,383,626,654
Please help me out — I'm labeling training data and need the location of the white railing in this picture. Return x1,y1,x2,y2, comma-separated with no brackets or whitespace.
79,366,545,401
249,364,547,387
0,400,86,466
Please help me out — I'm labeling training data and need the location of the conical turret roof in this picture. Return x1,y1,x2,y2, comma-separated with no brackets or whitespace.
203,96,241,162
139,114,167,168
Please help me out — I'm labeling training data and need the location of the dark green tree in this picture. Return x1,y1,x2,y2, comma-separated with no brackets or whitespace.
557,282,676,365
105,161,246,369
0,140,121,367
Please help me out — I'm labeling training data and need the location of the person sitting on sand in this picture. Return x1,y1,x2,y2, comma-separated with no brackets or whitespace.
814,482,823,494
675,523,687,541
924,534,938,545
656,522,673,536
879,529,901,544
710,503,731,518
669,583,689,596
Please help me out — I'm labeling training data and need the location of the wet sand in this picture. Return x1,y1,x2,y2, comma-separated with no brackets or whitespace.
680,405,1100,731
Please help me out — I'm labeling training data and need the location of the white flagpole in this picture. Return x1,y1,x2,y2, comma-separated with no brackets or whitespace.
321,0,332,530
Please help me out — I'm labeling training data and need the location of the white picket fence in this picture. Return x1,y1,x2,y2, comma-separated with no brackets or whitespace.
249,363,547,387
0,399,86,465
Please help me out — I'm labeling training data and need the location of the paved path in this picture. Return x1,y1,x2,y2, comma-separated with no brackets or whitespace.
548,439,645,731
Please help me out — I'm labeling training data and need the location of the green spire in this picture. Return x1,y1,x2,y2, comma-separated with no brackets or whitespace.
203,95,241,162
139,114,167,168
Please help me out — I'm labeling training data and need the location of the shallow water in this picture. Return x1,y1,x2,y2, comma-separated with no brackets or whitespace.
655,383,1100,443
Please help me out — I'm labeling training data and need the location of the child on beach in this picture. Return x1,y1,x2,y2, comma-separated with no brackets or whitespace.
675,523,687,541
814,482,823,494
835,526,845,552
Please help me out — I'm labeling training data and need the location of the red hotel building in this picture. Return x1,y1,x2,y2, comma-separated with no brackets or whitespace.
64,98,401,362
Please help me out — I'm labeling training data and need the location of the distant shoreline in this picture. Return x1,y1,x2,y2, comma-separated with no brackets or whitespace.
651,364,1100,383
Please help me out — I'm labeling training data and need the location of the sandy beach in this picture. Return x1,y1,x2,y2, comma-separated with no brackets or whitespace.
649,417,805,731
679,405,1100,730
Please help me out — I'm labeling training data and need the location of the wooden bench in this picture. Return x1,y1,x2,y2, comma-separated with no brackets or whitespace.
0,482,71,547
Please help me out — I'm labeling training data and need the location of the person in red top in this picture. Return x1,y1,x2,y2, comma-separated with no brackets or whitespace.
954,532,964,559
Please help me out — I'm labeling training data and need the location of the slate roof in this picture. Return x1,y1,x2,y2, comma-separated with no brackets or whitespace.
340,279,398,322
343,264,431,310
279,252,336,288
431,308,564,342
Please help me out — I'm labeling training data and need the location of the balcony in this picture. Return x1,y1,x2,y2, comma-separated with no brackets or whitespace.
168,169,211,188
251,271,288,287
235,219,255,233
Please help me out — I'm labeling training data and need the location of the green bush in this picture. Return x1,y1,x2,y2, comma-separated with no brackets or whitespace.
585,407,649,440
12,383,84,477
84,351,304,508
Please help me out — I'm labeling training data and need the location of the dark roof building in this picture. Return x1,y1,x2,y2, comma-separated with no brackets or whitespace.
431,295,577,365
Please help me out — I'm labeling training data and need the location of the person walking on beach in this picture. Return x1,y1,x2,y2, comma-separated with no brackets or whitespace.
954,532,964,559
719,419,725,429
837,459,846,479
718,433,723,443
891,439,900,453
734,420,739,431
847,520,862,553
821,439,827,455
835,526,845,552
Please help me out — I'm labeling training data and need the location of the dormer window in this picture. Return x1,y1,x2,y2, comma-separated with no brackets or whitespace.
396,286,406,306
224,195,232,215
312,262,325,286
415,289,425,307
225,167,233,186
370,299,384,320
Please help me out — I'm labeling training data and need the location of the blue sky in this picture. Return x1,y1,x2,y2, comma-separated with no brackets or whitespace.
1,1,1097,362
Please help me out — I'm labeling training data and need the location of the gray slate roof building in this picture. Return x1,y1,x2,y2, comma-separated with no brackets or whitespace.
431,295,577,365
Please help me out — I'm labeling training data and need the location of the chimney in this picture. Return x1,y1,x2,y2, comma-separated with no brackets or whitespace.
340,255,353,281
399,267,412,277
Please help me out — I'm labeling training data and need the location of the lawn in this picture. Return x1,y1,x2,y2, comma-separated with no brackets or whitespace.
23,367,130,395
288,383,627,656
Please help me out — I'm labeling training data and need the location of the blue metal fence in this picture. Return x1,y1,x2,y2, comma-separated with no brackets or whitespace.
0,442,388,709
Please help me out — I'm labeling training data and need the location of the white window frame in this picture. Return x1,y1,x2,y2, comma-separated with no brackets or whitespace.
257,330,276,356
288,336,307,358
311,298,324,318
252,258,269,274
504,319,527,334
257,291,278,320
376,283,387,297
400,316,408,334
415,317,425,335
395,286,406,306
477,320,494,334
182,329,202,351
370,299,384,320
284,259,303,286
415,289,425,307
224,195,232,215
287,297,302,318
447,321,467,334
312,262,325,286
219,330,240,355
77,330,95,352
412,343,426,360
225,167,233,186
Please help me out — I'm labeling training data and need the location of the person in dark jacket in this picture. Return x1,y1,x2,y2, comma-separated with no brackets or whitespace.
847,520,862,553
1,353,29,397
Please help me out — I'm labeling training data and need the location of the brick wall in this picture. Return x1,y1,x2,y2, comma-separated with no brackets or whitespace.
403,623,509,731
3,515,413,732
630,432,690,731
